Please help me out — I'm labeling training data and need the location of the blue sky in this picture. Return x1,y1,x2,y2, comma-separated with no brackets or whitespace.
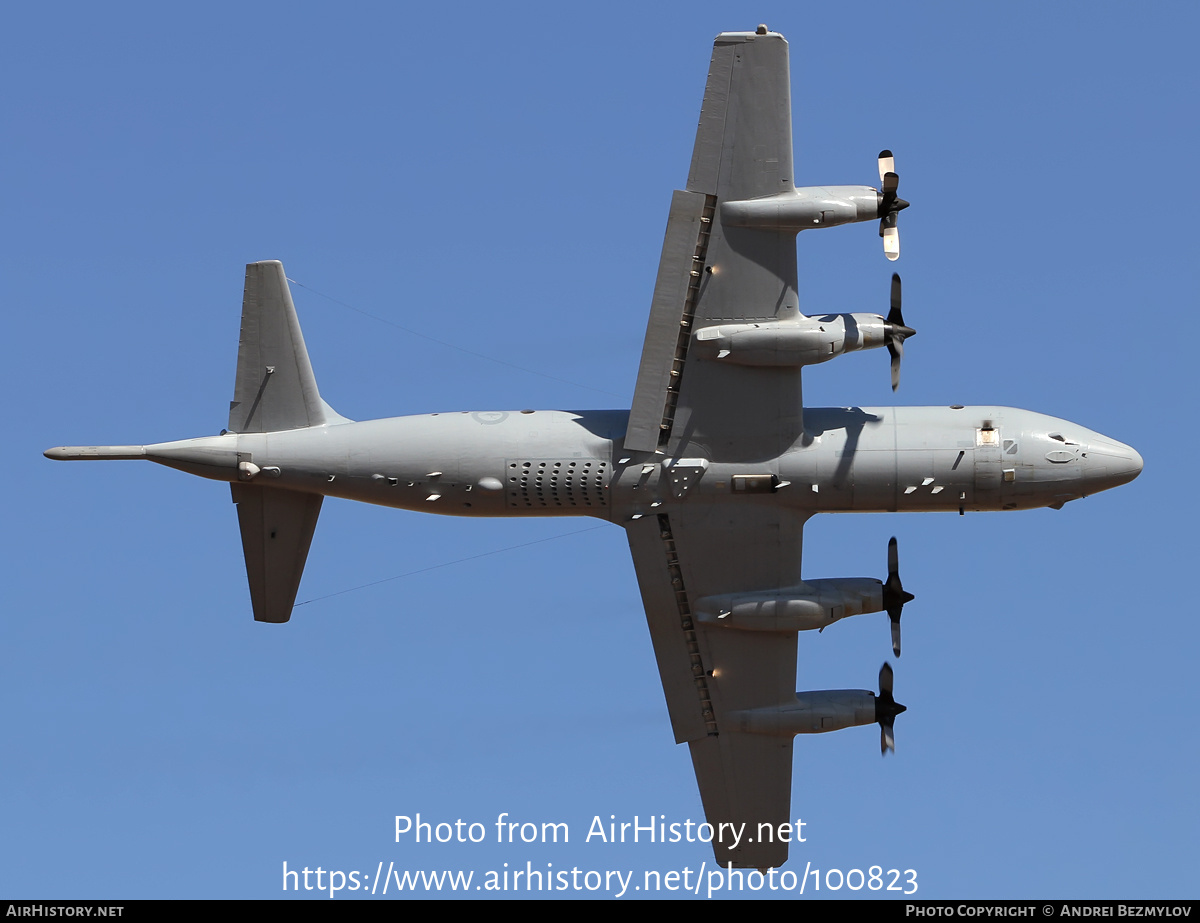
3,1,1196,900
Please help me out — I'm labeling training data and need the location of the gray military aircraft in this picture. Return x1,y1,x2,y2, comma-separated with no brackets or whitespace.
45,27,1141,870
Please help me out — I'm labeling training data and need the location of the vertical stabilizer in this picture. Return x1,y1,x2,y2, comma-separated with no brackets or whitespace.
232,484,323,623
229,261,343,433
228,261,337,622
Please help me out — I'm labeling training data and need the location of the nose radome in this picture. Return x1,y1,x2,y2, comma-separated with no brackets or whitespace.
1083,438,1143,491
1121,445,1144,482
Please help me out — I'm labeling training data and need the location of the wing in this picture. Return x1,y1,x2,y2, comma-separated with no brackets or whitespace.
626,505,809,870
622,30,808,868
623,29,813,870
625,30,802,460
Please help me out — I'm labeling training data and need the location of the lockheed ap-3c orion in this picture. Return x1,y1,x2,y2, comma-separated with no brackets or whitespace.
45,27,1142,869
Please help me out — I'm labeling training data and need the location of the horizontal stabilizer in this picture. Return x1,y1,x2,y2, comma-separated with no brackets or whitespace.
229,261,345,434
232,484,323,623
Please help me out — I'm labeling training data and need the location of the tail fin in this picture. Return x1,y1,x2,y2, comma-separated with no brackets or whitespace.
228,261,345,622
228,261,346,433
232,484,323,623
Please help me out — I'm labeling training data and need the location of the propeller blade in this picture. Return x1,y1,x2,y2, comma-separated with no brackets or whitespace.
875,152,907,260
878,149,895,182
888,339,903,391
875,661,906,756
882,536,915,655
882,225,900,261
883,274,915,389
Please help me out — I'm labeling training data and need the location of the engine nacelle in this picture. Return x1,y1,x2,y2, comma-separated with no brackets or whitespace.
694,577,884,631
734,690,878,736
721,185,881,231
692,314,887,368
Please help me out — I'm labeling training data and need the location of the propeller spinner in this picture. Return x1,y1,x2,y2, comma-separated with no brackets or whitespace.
877,150,910,261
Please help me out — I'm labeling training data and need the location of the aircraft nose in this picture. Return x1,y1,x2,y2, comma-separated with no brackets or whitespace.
1082,438,1143,491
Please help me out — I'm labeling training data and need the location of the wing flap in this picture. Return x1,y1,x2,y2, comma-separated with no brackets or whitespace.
685,36,734,195
626,514,713,743
625,190,712,454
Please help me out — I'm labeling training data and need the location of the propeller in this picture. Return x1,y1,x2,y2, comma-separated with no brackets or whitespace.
877,150,910,261
876,662,907,755
885,273,916,392
882,536,915,656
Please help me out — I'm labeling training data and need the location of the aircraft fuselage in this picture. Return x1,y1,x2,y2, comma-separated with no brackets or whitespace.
70,404,1139,519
